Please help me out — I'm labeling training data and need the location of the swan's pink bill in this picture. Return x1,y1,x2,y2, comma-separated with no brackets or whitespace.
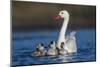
53,15,61,20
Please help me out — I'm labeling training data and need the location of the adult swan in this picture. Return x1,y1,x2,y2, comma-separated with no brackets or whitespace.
54,10,77,54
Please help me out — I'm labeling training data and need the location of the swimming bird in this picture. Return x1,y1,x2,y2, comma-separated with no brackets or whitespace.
32,43,46,56
59,42,68,55
54,10,77,53
47,41,58,56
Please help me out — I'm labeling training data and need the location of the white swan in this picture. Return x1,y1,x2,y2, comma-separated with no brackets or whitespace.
55,10,77,53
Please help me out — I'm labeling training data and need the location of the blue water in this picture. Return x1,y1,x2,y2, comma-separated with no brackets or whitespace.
12,29,96,66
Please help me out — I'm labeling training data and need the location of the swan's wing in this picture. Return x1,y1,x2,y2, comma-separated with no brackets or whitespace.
70,31,76,36
64,38,77,53
65,31,76,41
65,35,70,42
70,31,76,40
64,31,77,53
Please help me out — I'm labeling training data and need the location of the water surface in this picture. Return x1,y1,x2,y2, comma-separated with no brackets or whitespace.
12,29,96,66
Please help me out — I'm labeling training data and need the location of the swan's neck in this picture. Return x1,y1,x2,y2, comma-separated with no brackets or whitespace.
57,17,69,49
59,17,69,39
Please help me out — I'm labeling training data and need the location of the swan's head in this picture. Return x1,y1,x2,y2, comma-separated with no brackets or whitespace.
59,10,69,19
54,10,69,20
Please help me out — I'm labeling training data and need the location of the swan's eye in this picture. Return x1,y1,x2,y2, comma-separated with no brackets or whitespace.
61,12,63,14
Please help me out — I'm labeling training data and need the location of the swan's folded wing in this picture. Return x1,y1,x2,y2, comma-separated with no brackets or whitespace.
65,37,77,53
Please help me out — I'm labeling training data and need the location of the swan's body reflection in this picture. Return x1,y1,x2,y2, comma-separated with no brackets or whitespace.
58,55,72,63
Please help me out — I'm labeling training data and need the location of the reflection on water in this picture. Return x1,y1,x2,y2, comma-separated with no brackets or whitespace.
12,29,96,66
58,55,70,63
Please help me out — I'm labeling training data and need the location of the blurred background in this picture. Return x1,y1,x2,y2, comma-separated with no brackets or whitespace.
12,1,96,31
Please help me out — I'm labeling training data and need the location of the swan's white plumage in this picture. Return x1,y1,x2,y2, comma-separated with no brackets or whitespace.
64,31,77,53
57,10,77,53
57,10,70,49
